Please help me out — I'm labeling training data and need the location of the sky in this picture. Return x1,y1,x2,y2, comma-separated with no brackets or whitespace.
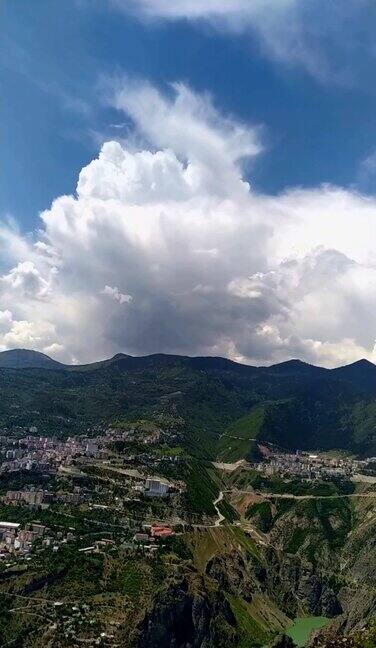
1,0,376,367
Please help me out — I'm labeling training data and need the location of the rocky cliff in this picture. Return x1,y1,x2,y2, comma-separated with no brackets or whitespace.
134,574,238,648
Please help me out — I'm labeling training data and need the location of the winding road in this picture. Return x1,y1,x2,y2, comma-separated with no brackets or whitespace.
213,491,225,526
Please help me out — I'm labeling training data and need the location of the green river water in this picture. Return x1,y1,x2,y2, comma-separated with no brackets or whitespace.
286,616,329,647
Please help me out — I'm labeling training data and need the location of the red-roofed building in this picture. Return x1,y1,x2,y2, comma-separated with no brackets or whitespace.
150,525,173,538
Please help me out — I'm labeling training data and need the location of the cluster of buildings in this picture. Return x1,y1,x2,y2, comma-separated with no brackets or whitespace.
119,450,182,469
133,523,174,548
255,446,375,480
3,486,86,509
0,430,104,474
0,418,186,565
0,419,183,477
117,425,162,446
2,470,179,517
103,418,183,446
4,488,52,507
0,520,73,557
0,507,177,560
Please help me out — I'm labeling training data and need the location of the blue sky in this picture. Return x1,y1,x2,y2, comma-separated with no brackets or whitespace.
1,0,376,367
2,0,376,229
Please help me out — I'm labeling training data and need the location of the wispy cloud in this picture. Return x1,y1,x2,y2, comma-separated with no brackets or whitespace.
111,0,375,84
356,151,376,195
0,35,91,117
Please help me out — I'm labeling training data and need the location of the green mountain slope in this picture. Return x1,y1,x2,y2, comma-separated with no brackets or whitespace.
217,405,266,462
1,350,376,455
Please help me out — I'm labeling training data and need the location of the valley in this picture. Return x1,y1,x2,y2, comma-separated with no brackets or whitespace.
0,349,375,647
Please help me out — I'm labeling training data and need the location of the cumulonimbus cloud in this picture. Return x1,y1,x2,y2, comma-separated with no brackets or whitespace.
1,80,376,366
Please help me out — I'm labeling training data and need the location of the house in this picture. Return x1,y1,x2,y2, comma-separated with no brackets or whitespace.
133,533,149,543
151,525,173,538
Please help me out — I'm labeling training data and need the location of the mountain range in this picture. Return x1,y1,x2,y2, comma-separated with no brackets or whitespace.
0,349,376,382
1,347,376,382
1,348,376,457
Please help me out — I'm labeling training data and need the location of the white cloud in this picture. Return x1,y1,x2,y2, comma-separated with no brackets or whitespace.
0,310,13,333
111,80,261,199
0,318,58,352
102,285,133,304
43,342,66,358
1,80,376,367
1,261,53,300
119,0,295,21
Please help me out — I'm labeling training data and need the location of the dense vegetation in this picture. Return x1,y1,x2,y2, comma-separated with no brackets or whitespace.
1,352,376,457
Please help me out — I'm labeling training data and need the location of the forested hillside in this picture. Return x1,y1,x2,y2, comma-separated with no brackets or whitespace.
1,350,376,456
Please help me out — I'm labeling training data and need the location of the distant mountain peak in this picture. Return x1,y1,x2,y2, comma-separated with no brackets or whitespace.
330,358,376,388
268,358,327,374
0,348,63,370
271,358,311,367
343,358,375,368
333,358,376,371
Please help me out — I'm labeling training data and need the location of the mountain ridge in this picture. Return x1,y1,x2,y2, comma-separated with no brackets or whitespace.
1,347,375,375
1,348,376,456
